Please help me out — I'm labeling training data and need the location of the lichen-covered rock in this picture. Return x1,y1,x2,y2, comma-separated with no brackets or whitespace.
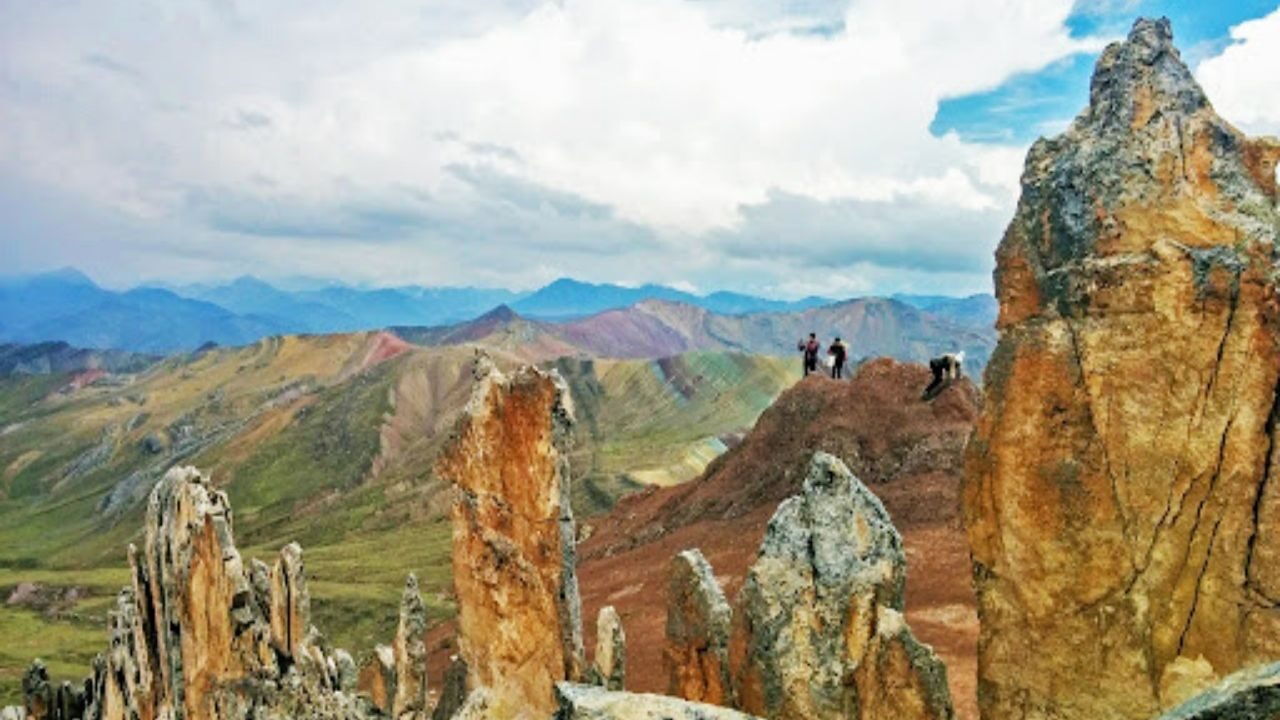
553,683,764,720
964,17,1280,720
588,606,626,691
394,574,429,719
664,549,733,705
21,662,52,720
1157,662,1280,720
730,452,953,720
436,359,585,716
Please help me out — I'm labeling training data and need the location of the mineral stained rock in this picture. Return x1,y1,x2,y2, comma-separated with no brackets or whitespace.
18,465,375,719
553,683,764,720
964,17,1280,720
588,606,626,692
431,656,470,720
730,452,953,720
436,358,585,716
357,645,397,714
664,549,734,706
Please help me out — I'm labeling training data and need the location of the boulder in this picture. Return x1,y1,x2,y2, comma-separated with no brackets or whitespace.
730,452,952,720
964,17,1280,720
436,358,585,716
588,606,626,691
664,549,733,705
553,683,763,720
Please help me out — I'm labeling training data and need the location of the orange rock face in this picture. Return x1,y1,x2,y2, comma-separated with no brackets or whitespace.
436,358,585,716
965,18,1280,720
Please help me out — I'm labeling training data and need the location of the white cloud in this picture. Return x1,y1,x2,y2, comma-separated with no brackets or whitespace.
1197,7,1280,137
0,0,1100,294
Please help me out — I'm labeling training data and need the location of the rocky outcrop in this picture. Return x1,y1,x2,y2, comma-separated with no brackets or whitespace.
664,549,734,705
14,465,375,719
964,17,1280,720
553,683,763,720
588,606,626,691
1157,662,1280,720
436,358,585,716
730,452,953,720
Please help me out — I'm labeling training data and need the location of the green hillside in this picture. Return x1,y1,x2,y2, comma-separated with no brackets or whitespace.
0,334,796,704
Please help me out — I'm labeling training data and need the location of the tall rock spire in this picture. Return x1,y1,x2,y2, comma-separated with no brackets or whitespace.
966,16,1280,720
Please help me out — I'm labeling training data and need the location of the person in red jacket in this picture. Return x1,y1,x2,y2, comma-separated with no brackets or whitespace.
797,333,821,376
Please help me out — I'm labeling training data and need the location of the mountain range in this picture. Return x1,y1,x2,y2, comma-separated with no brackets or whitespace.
0,269,995,355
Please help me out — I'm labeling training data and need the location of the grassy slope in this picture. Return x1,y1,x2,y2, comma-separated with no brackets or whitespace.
0,341,795,704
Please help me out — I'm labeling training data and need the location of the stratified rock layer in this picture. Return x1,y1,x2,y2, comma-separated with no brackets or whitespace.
964,17,1280,720
436,358,585,716
553,683,763,720
730,452,953,720
664,549,734,706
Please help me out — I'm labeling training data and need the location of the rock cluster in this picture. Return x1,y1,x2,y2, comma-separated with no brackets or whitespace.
965,16,1280,720
435,358,585,716
355,575,431,719
11,466,372,720
662,454,953,720
731,453,952,720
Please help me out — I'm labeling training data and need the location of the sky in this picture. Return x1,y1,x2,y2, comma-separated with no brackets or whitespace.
2,1,1278,299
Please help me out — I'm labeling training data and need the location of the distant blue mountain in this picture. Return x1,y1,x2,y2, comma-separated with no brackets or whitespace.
0,268,986,354
0,270,289,353
893,293,997,330
511,278,835,319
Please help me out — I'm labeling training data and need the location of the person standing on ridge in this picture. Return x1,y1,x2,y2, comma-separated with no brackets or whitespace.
797,333,821,376
828,337,848,379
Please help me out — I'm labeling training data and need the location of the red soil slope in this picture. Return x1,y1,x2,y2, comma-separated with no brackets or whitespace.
576,358,982,719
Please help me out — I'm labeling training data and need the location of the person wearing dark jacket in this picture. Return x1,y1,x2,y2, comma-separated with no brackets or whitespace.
797,333,821,375
828,337,848,379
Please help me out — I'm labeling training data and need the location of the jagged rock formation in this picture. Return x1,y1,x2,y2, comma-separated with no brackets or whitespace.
964,17,1280,720
731,453,953,720
1157,662,1280,720
588,606,626,691
553,683,763,720
664,549,734,706
7,466,374,719
394,575,429,718
435,357,585,716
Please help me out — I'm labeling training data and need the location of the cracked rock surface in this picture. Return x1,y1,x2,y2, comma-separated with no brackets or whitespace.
964,16,1280,720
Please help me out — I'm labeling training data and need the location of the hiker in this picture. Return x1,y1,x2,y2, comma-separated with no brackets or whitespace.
923,351,965,399
797,333,821,376
828,337,848,379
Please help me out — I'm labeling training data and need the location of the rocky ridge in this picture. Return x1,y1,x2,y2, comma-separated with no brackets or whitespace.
965,17,1280,720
